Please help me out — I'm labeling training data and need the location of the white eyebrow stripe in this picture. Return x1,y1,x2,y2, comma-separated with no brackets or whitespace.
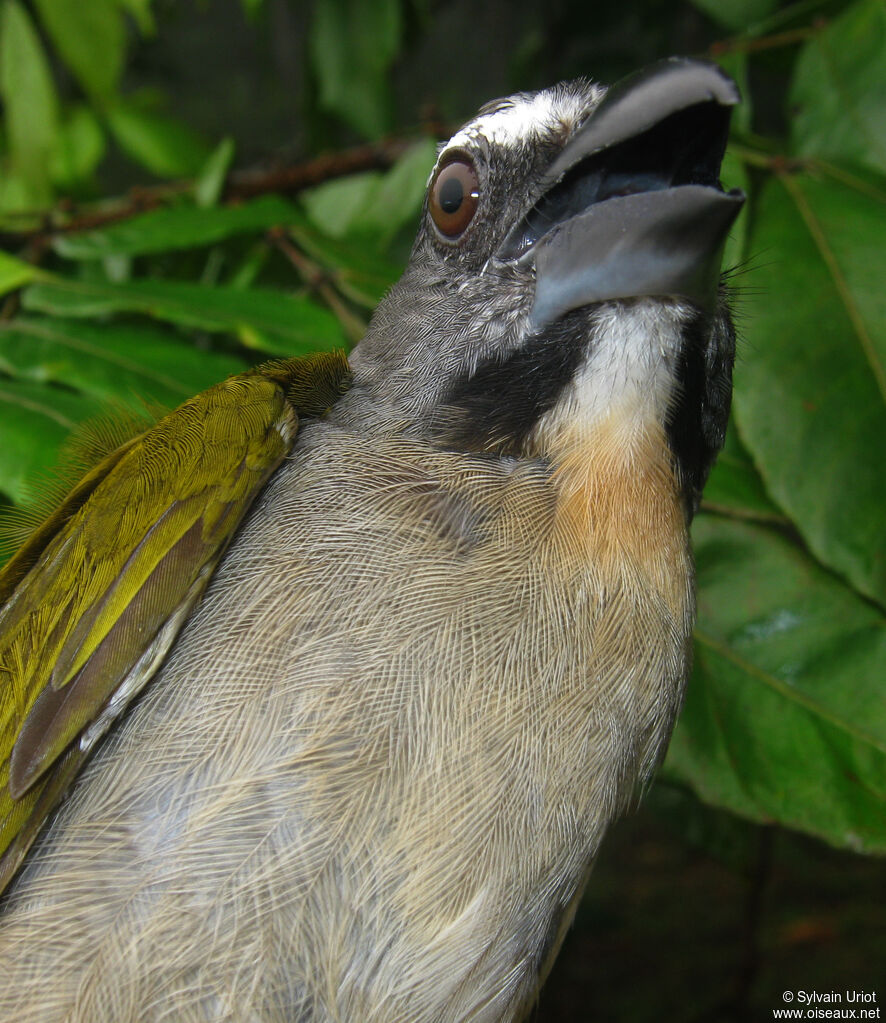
445,92,561,150
428,83,605,185
438,85,603,161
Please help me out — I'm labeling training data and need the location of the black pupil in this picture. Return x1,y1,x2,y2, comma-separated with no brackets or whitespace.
439,175,464,214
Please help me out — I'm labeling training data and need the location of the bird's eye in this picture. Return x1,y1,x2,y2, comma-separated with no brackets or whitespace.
429,157,480,239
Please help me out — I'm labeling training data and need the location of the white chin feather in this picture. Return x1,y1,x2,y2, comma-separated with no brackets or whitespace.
534,298,693,451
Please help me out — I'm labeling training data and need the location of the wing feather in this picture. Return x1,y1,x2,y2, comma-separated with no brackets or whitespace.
0,350,351,888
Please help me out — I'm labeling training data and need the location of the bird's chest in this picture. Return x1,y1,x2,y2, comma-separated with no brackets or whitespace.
199,430,694,1017
1,429,694,1023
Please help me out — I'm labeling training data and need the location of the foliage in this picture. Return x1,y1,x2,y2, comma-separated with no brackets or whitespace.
0,0,884,856
660,0,886,856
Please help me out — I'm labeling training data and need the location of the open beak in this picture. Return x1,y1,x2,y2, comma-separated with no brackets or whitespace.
498,58,745,327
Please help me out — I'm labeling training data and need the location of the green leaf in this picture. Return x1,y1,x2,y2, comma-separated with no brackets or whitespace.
116,0,154,35
193,137,235,208
102,254,132,284
687,0,778,31
349,138,436,243
302,173,382,239
0,253,40,297
32,0,125,102
0,380,104,505
0,316,245,406
0,0,60,208
736,169,886,607
227,243,270,290
21,276,346,356
790,0,886,175
666,515,886,853
0,174,35,217
310,0,402,138
49,105,106,188
106,98,212,178
53,196,302,260
302,138,435,245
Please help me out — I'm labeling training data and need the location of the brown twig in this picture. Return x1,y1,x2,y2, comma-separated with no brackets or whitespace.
269,228,367,345
225,138,413,201
709,24,820,56
0,136,420,250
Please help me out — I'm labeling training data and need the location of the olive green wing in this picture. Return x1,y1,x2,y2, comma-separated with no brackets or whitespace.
0,350,350,893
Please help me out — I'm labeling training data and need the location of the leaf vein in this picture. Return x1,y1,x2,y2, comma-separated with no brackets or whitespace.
694,627,886,754
780,171,886,403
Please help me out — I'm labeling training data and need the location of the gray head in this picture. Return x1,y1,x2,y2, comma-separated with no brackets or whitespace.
339,59,743,514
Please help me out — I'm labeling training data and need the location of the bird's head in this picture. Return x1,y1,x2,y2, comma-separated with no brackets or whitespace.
345,58,744,515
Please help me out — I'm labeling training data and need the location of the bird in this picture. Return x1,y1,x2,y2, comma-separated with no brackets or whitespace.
0,58,743,1022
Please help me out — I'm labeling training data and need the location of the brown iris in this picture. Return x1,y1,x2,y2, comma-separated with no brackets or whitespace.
429,156,480,238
